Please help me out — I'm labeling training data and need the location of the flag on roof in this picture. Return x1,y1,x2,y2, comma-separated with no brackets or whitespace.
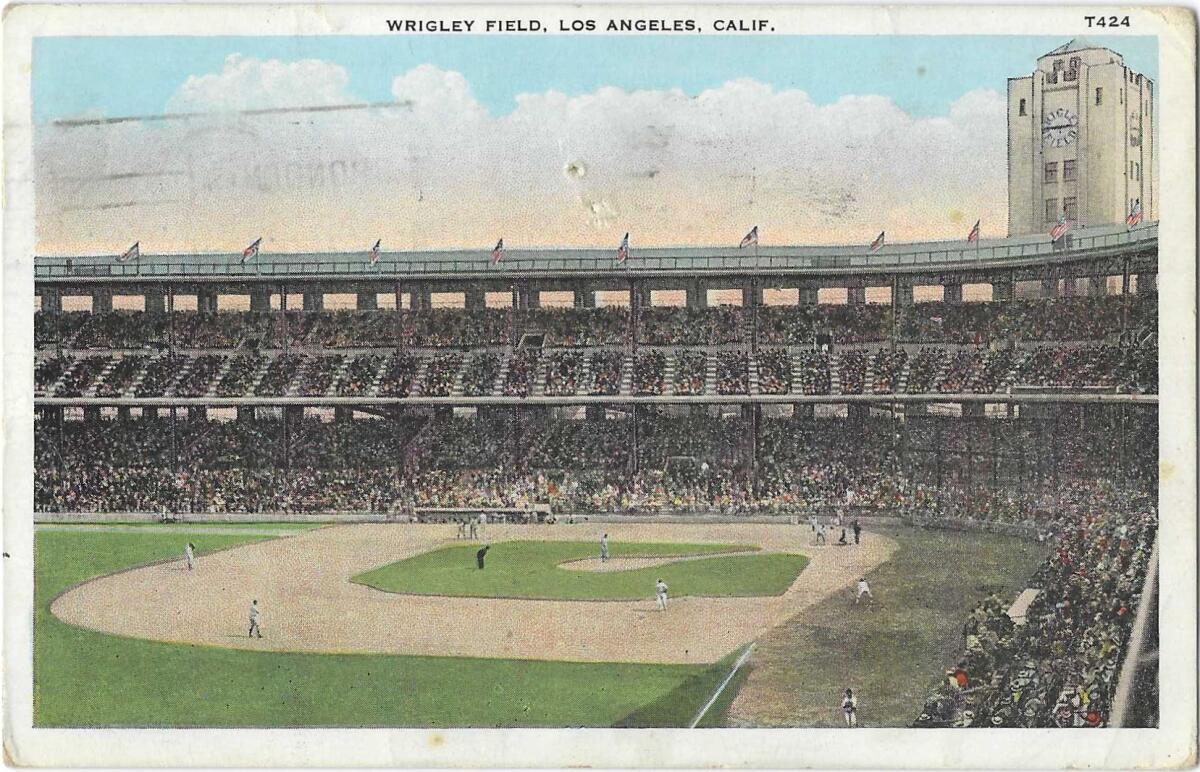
739,225,759,249
616,232,630,263
117,241,140,263
869,231,885,253
967,220,981,243
1123,198,1142,228
491,238,504,265
1050,211,1070,241
369,239,381,264
241,237,262,263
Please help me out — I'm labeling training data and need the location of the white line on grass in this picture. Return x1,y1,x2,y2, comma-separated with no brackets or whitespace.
689,643,756,728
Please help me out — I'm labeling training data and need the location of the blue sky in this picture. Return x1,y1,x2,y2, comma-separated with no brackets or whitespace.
33,35,1158,123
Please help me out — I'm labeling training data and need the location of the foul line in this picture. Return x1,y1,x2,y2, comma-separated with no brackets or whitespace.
689,643,756,728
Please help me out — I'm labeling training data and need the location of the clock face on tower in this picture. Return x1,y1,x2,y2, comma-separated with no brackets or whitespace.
1042,108,1079,147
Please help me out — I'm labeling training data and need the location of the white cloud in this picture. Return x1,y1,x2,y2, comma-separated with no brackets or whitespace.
35,59,1010,254
166,54,354,113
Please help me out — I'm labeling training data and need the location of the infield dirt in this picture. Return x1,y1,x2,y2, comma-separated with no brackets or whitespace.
52,522,897,665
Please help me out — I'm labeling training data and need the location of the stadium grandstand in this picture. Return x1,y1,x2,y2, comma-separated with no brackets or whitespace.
33,220,1158,728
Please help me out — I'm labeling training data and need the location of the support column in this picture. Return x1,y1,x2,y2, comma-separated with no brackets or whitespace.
894,282,914,306
356,290,379,310
190,406,208,421
1061,277,1079,297
742,283,763,308
302,291,324,311
512,284,527,310
847,286,867,306
1088,275,1108,297
197,289,218,313
40,289,63,314
848,404,869,422
962,401,985,419
92,288,113,313
237,406,256,422
575,285,596,308
792,403,815,421
84,406,102,422
411,283,431,311
1041,278,1059,298
145,289,167,314
686,281,707,310
799,286,819,306
250,287,272,312
992,279,1014,302
943,283,963,304
464,287,485,311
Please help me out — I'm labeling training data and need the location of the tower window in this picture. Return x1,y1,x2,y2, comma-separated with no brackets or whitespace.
1063,160,1077,181
1095,87,1103,105
1045,199,1059,222
1019,98,1027,116
1063,197,1077,221
1044,162,1058,183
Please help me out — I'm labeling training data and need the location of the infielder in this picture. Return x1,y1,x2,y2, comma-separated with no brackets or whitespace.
815,522,827,546
600,533,609,563
183,542,195,571
855,577,874,605
248,599,263,638
655,578,669,611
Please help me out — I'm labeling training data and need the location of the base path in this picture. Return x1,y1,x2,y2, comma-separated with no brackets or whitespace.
52,523,897,665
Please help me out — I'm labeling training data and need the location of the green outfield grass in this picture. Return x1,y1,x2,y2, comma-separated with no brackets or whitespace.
34,527,730,727
353,540,808,600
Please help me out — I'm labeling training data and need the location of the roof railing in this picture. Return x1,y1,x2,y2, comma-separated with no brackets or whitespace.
33,222,1157,280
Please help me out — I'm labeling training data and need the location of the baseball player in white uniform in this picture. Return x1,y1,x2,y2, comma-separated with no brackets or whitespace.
600,534,609,563
842,688,859,726
183,542,195,571
655,579,669,611
855,577,874,604
248,599,263,638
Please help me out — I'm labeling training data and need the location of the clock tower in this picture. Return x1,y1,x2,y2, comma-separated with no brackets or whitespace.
1007,39,1154,236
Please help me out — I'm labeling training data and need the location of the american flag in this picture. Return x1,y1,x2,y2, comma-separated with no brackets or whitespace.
869,231,885,253
1126,200,1143,228
491,238,504,265
241,237,262,263
1050,212,1070,242
739,225,759,249
117,241,140,263
616,232,630,263
369,239,381,264
967,220,981,243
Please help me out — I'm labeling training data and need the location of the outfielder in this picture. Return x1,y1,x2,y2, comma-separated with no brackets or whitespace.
600,533,609,563
655,578,669,611
183,542,195,571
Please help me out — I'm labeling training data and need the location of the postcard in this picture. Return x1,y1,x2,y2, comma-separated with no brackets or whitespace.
3,3,1196,768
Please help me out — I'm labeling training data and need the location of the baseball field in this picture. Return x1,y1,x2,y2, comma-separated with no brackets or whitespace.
35,520,1046,727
